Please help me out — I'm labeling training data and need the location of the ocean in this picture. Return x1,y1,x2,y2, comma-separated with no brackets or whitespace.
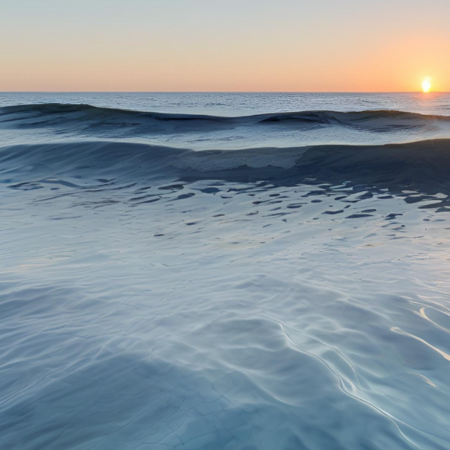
1,92,450,450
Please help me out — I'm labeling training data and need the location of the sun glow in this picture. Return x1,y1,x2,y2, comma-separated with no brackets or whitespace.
422,78,432,93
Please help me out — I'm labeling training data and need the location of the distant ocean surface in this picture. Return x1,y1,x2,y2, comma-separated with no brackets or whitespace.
1,92,450,450
3,91,450,116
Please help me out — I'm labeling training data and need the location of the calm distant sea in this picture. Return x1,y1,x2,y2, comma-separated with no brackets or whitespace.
1,91,450,116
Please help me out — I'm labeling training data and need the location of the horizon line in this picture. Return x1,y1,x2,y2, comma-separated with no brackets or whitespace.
1,91,448,94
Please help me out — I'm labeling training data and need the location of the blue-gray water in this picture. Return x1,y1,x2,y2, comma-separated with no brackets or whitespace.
1,93,450,450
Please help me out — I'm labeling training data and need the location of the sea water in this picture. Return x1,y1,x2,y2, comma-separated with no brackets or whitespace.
1,93,450,449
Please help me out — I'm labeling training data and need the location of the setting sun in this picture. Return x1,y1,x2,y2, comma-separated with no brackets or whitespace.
422,77,432,93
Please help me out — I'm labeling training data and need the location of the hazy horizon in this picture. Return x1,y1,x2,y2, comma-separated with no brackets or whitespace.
2,90,450,94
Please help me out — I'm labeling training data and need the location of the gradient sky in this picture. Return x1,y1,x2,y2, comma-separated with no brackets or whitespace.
1,0,449,92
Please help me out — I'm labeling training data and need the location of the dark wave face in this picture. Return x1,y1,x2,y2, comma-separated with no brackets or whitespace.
2,103,450,149
1,97,450,450
2,138,450,202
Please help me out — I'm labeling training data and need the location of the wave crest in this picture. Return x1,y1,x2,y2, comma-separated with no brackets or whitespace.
1,103,449,133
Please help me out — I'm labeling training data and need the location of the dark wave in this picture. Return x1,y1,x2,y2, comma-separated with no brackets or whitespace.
2,139,450,205
1,103,449,134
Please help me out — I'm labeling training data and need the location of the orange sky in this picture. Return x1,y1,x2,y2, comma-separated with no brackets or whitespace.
1,0,449,92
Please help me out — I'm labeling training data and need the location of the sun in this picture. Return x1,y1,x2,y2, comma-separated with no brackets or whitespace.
422,77,432,93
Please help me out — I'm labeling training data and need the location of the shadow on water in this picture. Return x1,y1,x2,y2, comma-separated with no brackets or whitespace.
1,140,450,212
